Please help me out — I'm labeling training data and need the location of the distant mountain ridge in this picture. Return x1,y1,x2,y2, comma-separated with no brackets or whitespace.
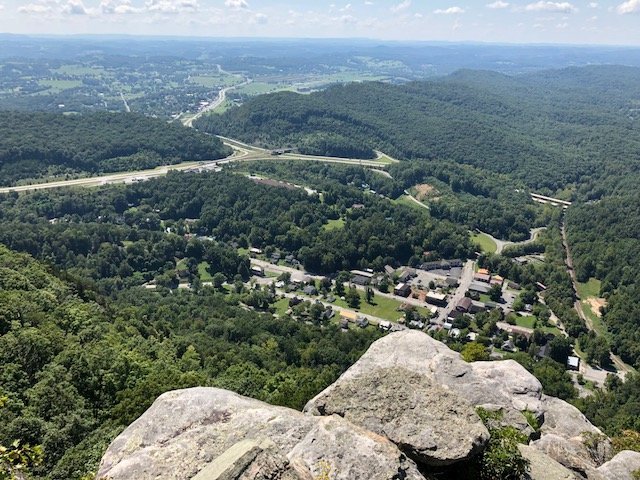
196,65,640,194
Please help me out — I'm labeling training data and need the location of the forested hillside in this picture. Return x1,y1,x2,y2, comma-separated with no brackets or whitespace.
0,112,230,186
566,194,640,366
196,65,640,196
0,171,473,293
0,244,381,478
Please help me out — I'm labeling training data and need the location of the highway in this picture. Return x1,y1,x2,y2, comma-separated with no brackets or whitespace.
0,135,393,194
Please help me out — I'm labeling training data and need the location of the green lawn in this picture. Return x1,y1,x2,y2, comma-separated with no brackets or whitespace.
471,232,498,254
38,79,83,93
197,262,213,282
393,195,429,213
581,301,609,338
510,314,561,335
576,278,601,299
329,290,431,322
272,298,290,317
576,278,608,338
323,218,345,231
513,315,537,329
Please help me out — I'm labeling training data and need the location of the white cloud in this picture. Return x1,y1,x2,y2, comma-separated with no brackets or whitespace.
556,21,568,27
390,0,411,13
249,12,267,23
224,0,248,9
18,2,55,14
145,0,199,14
486,1,509,8
434,6,465,14
589,2,598,7
100,0,141,14
364,0,373,4
62,0,89,14
617,0,640,14
524,1,576,13
0,4,5,11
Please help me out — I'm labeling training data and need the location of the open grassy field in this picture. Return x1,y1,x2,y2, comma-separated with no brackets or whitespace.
322,218,345,231
393,195,429,213
272,298,291,317
471,232,498,254
576,278,609,337
38,79,83,93
330,290,431,321
576,278,601,299
197,261,213,282
190,74,243,88
54,64,105,76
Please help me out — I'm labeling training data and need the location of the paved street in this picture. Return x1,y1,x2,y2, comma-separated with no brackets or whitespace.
435,260,475,324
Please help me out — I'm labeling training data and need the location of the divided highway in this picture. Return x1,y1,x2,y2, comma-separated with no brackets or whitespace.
0,137,392,194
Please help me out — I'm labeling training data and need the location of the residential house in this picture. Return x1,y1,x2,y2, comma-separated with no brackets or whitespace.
469,282,492,294
356,317,369,328
398,267,416,283
394,282,412,297
289,296,303,307
502,339,517,353
474,273,491,283
379,320,392,331
445,277,459,288
456,297,472,312
303,285,318,296
250,265,265,277
270,252,281,264
426,291,447,306
567,356,580,371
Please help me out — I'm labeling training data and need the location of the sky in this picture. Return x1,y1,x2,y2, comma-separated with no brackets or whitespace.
0,0,638,45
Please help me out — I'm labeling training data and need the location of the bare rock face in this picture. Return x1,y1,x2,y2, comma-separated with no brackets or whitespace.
539,396,606,439
531,396,611,476
97,331,611,480
96,387,427,480
517,444,579,480
304,366,489,466
532,433,610,478
596,450,640,480
288,415,426,480
310,330,544,417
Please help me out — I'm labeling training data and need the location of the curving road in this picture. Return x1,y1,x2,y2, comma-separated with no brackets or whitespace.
478,227,547,255
0,136,394,194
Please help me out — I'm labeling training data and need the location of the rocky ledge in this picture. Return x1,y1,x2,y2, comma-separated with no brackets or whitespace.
97,330,640,480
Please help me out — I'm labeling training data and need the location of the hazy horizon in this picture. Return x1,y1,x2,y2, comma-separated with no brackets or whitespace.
0,0,639,46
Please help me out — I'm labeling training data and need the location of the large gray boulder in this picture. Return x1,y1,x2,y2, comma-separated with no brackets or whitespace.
518,444,579,480
540,396,606,439
96,387,427,480
311,330,544,416
306,329,543,413
596,450,640,480
531,396,611,475
304,366,489,466
532,433,610,477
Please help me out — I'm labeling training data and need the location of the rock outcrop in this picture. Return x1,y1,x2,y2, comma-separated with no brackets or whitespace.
531,395,611,476
96,387,426,480
305,365,489,466
517,444,579,480
596,450,640,480
97,330,621,480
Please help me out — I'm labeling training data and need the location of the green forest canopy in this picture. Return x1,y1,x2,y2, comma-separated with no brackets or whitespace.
196,65,640,197
0,111,230,186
